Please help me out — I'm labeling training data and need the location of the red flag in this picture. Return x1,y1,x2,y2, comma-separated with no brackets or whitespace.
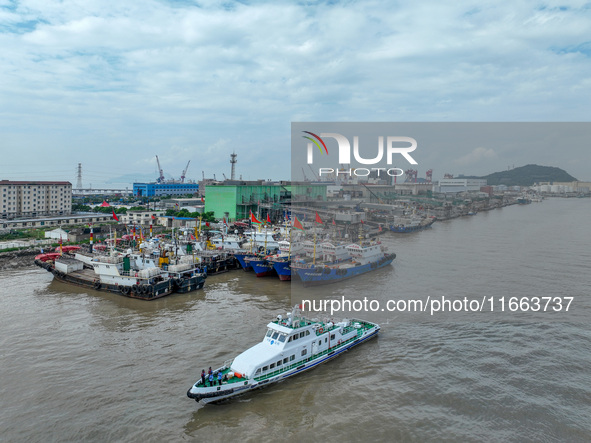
315,212,323,224
332,219,336,226
293,216,305,231
112,209,119,222
266,213,271,223
201,196,204,203
361,219,364,224
250,210,261,224
206,222,210,227
151,214,155,220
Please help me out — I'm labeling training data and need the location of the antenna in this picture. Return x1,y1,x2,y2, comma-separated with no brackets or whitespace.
76,163,83,189
230,152,237,180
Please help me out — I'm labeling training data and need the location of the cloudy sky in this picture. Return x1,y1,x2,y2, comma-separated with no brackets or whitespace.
1,0,590,187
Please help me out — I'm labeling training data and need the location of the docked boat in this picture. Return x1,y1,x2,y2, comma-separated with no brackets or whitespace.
244,255,276,277
294,242,395,286
242,230,282,253
233,251,257,271
34,250,206,300
517,196,532,205
389,216,435,233
266,240,305,281
210,234,246,250
186,306,380,404
271,259,291,281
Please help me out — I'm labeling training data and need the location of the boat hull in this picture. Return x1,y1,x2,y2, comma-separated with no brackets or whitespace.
233,253,256,271
171,274,207,293
248,259,276,277
272,260,291,281
295,254,395,286
389,219,435,233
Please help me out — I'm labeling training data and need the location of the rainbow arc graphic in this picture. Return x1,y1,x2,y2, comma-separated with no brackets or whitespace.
302,131,328,155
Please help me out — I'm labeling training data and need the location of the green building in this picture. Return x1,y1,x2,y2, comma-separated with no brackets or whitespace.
204,181,327,221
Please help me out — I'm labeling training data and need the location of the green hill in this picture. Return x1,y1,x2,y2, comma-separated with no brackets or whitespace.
467,164,577,186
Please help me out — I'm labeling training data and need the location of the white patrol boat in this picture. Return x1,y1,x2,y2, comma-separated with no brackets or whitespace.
186,306,380,404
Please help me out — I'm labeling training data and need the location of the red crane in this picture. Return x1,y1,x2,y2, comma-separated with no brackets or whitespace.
405,169,418,183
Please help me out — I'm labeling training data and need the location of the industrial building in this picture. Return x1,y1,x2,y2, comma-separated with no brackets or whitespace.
132,182,199,197
204,181,327,221
435,178,487,194
1,213,112,230
120,211,166,226
0,180,72,219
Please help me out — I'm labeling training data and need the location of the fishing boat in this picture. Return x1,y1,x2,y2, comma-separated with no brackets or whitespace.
244,255,276,277
186,305,380,404
210,234,246,250
266,239,307,281
243,230,282,251
233,251,257,271
389,216,435,233
517,196,532,205
271,259,291,281
294,242,395,286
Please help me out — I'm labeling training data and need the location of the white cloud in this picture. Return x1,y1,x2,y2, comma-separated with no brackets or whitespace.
455,147,498,166
1,0,591,184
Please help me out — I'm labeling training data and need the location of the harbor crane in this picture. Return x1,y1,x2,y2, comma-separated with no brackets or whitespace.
155,155,165,183
180,161,191,183
301,168,308,181
308,164,319,181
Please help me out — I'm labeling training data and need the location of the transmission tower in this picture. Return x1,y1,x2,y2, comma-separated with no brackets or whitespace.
76,163,83,189
230,152,237,180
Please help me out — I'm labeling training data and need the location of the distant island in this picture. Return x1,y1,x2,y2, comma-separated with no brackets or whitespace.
465,164,577,186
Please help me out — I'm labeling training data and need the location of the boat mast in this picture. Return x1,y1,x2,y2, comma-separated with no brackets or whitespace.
359,220,363,245
263,224,268,254
288,225,292,260
313,229,317,265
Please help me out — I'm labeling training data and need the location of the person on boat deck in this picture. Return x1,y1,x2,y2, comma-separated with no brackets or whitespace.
201,369,206,386
208,372,214,386
218,371,223,386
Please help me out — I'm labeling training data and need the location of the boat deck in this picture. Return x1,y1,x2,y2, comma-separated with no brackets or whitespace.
71,268,99,281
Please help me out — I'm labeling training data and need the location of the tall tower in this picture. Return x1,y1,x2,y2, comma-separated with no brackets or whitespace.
76,163,83,189
230,152,237,180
